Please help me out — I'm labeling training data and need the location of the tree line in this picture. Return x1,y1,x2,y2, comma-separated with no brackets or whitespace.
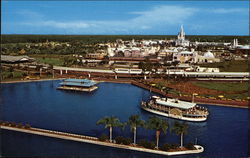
2,35,249,44
97,115,193,151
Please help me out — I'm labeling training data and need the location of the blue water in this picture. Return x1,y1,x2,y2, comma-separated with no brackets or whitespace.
1,81,249,158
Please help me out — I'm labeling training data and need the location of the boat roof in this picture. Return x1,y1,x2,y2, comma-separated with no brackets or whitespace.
64,79,92,83
60,79,97,87
152,96,160,99
156,98,196,110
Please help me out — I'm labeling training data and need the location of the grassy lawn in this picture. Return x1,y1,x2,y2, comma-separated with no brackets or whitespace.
224,93,249,100
35,57,64,66
1,70,26,81
197,60,249,72
192,82,248,92
30,54,66,66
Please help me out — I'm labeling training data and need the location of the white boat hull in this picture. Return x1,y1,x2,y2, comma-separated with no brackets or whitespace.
141,106,207,122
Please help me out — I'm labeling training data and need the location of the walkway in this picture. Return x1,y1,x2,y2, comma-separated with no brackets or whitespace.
0,124,203,156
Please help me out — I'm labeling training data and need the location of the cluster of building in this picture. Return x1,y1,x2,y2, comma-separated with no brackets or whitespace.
2,25,249,74
81,25,232,68
24,40,71,49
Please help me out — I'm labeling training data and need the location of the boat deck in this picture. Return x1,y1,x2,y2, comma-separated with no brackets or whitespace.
141,100,208,122
57,86,98,92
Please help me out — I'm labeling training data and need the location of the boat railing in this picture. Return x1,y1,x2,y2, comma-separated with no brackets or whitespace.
144,101,208,117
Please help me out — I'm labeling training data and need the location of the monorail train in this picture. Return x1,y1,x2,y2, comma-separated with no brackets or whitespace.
114,68,143,74
114,68,185,75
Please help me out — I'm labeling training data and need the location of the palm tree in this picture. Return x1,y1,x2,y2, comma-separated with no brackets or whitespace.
96,116,123,142
171,121,188,148
147,116,168,149
127,115,145,145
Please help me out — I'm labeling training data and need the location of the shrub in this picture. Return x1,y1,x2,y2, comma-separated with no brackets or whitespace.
10,122,16,127
122,138,132,145
160,143,172,151
138,139,147,146
115,136,132,145
17,123,23,128
115,136,124,144
146,141,155,149
138,139,155,149
22,72,28,77
1,121,8,126
24,124,31,129
5,121,9,126
98,134,108,142
170,144,179,150
185,142,196,150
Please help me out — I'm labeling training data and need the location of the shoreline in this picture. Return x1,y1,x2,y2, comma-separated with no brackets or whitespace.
1,78,64,84
130,81,249,109
1,78,248,108
0,125,204,156
195,102,249,109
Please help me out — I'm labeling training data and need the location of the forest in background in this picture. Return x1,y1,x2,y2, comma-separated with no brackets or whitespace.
2,35,249,44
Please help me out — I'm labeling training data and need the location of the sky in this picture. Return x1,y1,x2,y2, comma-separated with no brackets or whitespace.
1,1,249,35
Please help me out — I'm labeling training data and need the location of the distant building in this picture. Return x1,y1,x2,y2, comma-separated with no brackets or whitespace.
1,55,34,64
175,25,190,47
172,49,195,63
235,46,250,55
195,51,220,63
172,50,220,64
195,66,220,72
85,53,106,59
232,39,239,48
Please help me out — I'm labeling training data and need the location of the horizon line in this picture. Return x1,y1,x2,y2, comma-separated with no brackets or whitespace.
2,34,249,36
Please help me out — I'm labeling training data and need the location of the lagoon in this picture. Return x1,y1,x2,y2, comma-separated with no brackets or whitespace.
1,81,248,157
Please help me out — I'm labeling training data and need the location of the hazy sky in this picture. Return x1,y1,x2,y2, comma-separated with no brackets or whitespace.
2,1,249,35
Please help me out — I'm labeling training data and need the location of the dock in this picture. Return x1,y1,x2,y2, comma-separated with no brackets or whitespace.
57,78,98,92
57,86,98,92
1,124,204,156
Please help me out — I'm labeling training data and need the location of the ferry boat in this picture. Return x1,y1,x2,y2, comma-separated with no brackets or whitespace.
57,79,98,92
141,96,209,122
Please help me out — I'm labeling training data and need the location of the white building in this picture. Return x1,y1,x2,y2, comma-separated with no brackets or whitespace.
173,49,196,63
232,39,239,48
175,25,190,47
195,66,220,72
195,51,220,63
173,49,220,64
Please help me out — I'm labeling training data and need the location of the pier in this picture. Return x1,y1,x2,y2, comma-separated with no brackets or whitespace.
0,124,203,156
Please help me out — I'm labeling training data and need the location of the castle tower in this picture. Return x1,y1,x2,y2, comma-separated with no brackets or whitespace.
178,25,185,40
232,39,239,48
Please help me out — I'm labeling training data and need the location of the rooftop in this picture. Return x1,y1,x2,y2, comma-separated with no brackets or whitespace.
156,98,196,110
60,79,97,87
1,55,34,63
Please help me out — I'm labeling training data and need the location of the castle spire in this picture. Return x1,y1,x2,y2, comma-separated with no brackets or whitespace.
178,25,185,40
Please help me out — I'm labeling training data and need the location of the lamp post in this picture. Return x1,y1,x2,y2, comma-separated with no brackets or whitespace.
192,93,198,103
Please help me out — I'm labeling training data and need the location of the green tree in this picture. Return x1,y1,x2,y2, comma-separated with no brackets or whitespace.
8,66,14,72
171,121,188,148
63,56,78,66
126,115,145,145
147,116,168,149
172,61,180,67
96,116,123,142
